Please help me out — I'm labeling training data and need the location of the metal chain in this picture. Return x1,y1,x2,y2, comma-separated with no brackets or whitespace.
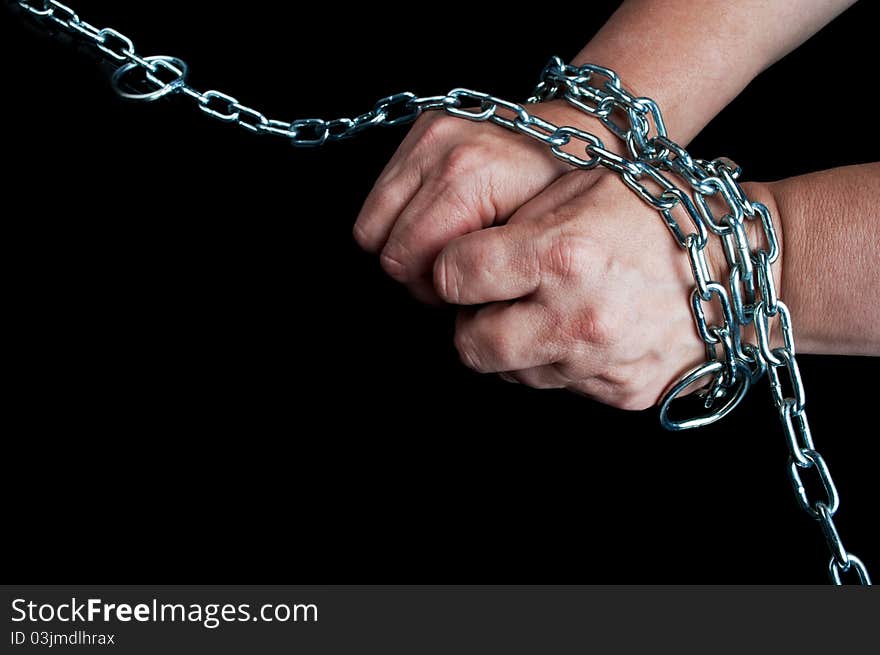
12,0,871,585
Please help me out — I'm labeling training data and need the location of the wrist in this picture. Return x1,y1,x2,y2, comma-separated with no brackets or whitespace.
570,5,769,148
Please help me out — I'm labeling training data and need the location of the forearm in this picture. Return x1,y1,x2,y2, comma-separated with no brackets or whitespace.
572,0,855,145
760,163,879,356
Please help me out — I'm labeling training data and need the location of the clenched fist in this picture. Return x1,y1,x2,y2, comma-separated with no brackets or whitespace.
353,102,592,303
438,171,756,410
355,105,779,409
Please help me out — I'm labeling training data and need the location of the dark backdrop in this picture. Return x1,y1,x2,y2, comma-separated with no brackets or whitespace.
3,1,877,583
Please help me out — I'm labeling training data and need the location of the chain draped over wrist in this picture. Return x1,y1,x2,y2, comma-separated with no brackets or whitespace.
12,0,871,586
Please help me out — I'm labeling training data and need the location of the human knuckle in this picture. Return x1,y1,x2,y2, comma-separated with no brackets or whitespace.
598,364,657,410
543,234,594,280
592,172,624,198
622,366,650,397
570,304,617,349
379,244,414,282
371,179,404,208
454,327,484,372
438,144,485,182
614,393,654,412
617,376,659,411
439,239,496,301
354,186,401,247
456,322,514,373
352,221,371,249
434,251,461,303
483,329,514,367
523,373,562,390
418,114,457,149
550,359,579,383
545,237,574,278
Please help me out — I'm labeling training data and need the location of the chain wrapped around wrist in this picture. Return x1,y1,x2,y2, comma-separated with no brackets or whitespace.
11,0,871,585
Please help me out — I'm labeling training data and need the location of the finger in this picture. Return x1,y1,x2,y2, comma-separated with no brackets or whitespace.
434,223,542,305
568,378,656,412
566,378,612,400
507,167,602,227
379,132,579,288
352,114,461,254
503,364,570,389
407,273,445,306
379,169,496,286
455,301,560,373
353,164,422,254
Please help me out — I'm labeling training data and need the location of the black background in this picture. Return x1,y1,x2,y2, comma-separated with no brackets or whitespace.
3,1,877,583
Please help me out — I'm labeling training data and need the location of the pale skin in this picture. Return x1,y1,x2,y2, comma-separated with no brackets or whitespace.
353,0,879,410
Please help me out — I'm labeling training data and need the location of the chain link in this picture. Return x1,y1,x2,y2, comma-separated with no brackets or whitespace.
12,1,871,585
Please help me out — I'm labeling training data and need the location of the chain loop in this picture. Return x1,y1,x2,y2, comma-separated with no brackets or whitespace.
197,90,240,122
816,501,850,571
111,55,187,102
788,449,839,518
829,554,871,586
779,400,815,468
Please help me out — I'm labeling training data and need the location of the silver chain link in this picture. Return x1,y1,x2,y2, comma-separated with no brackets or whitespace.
13,0,871,585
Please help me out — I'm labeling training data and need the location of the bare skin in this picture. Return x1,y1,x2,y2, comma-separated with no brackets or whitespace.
353,0,877,410
769,163,880,356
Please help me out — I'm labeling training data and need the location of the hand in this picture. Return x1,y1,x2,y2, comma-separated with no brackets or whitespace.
433,170,775,410
353,101,601,302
